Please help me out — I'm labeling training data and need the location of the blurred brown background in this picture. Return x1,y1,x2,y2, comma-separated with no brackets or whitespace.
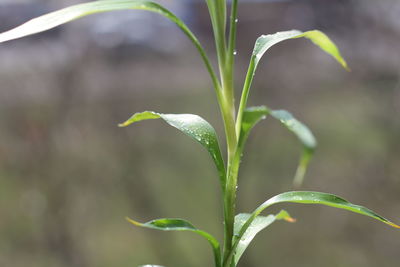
0,0,399,266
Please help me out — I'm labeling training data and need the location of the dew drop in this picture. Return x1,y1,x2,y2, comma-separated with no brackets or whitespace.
233,50,237,56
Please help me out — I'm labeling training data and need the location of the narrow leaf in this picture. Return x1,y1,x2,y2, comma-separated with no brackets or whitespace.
0,1,221,90
119,111,226,191
0,1,194,44
234,191,400,262
270,110,316,150
233,210,295,265
253,30,349,70
127,217,221,266
236,29,349,136
139,265,165,267
270,109,316,187
239,106,315,186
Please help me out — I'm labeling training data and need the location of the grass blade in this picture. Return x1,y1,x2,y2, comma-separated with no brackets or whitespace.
233,210,295,265
236,29,349,139
239,106,316,186
0,0,220,92
119,111,226,192
128,217,221,267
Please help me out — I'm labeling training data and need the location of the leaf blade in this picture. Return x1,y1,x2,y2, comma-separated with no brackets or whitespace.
0,0,221,92
253,29,349,70
239,106,315,186
127,217,221,266
0,1,189,44
233,210,294,265
120,111,226,191
235,191,400,260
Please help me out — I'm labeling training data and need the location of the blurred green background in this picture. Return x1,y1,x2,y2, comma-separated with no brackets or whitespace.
0,0,399,266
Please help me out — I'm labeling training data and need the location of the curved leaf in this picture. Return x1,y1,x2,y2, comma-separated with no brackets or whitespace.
239,106,315,186
270,110,316,149
127,217,221,267
233,210,295,265
0,1,186,43
270,109,316,187
236,29,348,142
253,30,349,70
119,111,226,191
231,191,400,264
0,0,220,90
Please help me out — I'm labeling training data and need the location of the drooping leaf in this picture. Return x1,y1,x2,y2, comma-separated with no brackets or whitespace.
236,29,349,142
127,217,221,266
253,30,349,70
0,1,193,45
270,110,316,150
238,106,315,186
270,109,316,187
234,191,400,261
0,1,220,90
119,111,226,191
233,210,295,265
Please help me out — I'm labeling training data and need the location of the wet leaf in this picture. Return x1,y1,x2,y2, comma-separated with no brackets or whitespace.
239,106,315,186
253,30,349,70
120,111,226,190
0,1,195,44
234,191,400,258
128,217,221,266
233,210,295,265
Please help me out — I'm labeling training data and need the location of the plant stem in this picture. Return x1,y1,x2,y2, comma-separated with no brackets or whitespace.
207,1,242,266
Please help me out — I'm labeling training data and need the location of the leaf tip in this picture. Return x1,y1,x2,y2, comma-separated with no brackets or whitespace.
126,217,142,226
285,216,297,223
118,121,131,127
387,221,400,229
276,210,296,223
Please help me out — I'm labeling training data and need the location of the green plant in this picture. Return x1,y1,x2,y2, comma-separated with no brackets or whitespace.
0,1,398,266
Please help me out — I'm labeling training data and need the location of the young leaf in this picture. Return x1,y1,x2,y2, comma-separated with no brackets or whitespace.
0,1,185,43
270,110,316,150
233,210,295,265
234,191,400,262
0,0,220,91
238,106,315,186
236,29,349,140
270,109,316,187
119,111,226,191
127,217,221,267
253,30,349,70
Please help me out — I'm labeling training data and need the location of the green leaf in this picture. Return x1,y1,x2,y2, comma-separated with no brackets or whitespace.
139,265,165,267
270,110,316,149
233,210,295,265
239,106,315,186
270,109,316,187
236,29,349,138
0,1,190,44
232,191,400,264
0,0,221,91
127,217,221,267
253,30,349,70
119,111,226,191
